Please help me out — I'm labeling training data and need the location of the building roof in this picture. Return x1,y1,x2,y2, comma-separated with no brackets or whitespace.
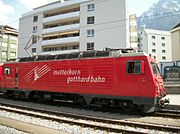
33,0,62,10
170,23,180,33
141,29,170,35
172,23,180,30
22,0,89,17
0,25,18,36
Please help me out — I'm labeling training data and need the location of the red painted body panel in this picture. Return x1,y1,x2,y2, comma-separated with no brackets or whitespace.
0,64,17,89
0,55,165,99
0,65,2,79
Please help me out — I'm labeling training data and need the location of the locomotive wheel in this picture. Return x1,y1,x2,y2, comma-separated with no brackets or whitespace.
18,91,26,100
36,92,44,102
120,101,135,113
28,92,37,101
75,96,87,107
5,91,14,99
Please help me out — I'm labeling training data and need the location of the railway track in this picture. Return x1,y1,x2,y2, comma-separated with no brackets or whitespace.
155,109,180,119
0,101,179,133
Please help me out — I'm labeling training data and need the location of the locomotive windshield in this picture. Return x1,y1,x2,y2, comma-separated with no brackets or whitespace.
150,62,160,76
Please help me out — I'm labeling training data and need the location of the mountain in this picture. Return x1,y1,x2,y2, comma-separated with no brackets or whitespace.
138,0,180,31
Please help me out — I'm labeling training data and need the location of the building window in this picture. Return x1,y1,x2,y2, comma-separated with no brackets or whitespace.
87,16,95,24
87,4,95,11
42,44,79,52
33,26,37,33
73,45,79,50
87,42,94,50
152,49,156,53
162,50,166,53
42,47,57,52
162,43,165,46
33,15,38,22
10,52,16,57
32,36,37,44
4,67,10,75
161,37,165,40
152,36,155,39
87,29,94,37
2,43,7,47
152,42,156,46
162,56,166,60
2,51,6,56
32,48,36,53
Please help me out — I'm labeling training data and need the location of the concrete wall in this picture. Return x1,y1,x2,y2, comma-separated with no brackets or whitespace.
171,30,180,61
18,13,43,58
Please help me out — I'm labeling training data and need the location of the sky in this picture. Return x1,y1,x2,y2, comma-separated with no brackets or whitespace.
0,0,159,29
128,0,159,16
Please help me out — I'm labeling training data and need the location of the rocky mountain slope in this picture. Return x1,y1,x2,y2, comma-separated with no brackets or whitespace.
138,0,180,30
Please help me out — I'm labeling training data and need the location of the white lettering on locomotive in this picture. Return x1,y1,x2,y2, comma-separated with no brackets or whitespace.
66,76,105,84
53,69,81,75
53,69,106,84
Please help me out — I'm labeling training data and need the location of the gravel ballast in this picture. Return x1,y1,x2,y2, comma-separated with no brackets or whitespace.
0,125,28,134
0,109,176,134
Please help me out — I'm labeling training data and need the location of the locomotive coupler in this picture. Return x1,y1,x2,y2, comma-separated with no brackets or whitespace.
158,98,169,107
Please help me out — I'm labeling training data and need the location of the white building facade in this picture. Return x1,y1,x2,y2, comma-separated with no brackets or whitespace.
138,29,172,63
18,0,129,58
0,25,18,61
129,14,138,49
170,23,180,61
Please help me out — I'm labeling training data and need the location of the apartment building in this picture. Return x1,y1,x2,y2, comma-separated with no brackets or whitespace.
129,14,138,49
18,0,129,58
138,29,172,63
0,25,18,61
170,23,180,61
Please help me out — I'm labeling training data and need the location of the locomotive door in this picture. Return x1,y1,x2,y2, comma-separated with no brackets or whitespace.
14,67,19,88
127,60,145,96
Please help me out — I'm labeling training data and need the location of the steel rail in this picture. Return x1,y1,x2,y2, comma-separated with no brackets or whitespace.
154,110,180,119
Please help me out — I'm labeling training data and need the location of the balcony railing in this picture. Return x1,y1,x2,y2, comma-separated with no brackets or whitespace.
42,24,80,35
42,36,79,46
41,49,79,55
43,11,80,24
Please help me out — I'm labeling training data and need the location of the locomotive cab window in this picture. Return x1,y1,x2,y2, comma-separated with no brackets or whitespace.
127,61,142,74
4,67,10,75
150,62,160,76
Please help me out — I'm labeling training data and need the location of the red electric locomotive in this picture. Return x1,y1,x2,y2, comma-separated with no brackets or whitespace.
0,51,169,113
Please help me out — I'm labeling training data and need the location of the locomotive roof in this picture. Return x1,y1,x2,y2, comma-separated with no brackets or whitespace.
17,51,149,62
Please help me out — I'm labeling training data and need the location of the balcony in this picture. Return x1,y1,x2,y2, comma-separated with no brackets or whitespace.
42,36,79,46
41,49,79,55
42,24,80,35
43,11,80,24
